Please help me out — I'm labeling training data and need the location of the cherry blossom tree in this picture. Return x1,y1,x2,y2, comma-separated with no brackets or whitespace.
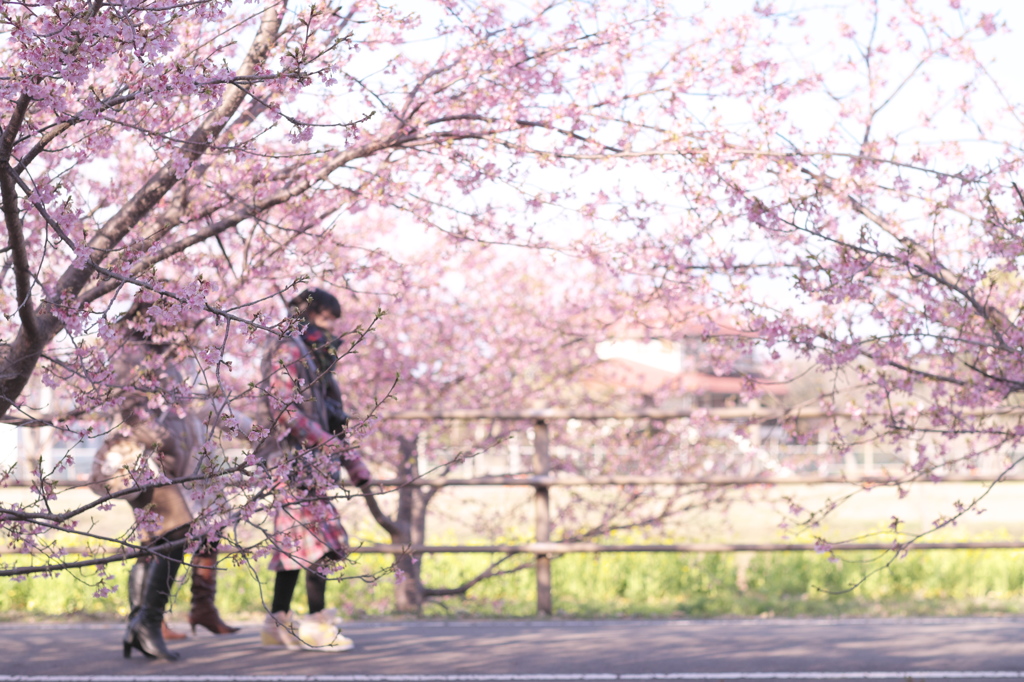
0,0,767,592
2,0,1023,602
335,236,759,611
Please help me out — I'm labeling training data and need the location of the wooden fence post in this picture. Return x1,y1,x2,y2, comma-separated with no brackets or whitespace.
533,419,552,616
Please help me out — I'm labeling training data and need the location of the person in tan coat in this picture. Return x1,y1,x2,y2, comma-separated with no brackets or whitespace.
90,296,237,661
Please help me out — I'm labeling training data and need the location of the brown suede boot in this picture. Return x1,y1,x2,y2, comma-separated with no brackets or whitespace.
162,620,188,641
188,552,240,635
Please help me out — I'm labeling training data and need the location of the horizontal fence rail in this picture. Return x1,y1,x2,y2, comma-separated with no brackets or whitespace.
8,541,1024,558
386,405,1024,421
346,541,1024,554
375,474,1024,487
11,402,1024,427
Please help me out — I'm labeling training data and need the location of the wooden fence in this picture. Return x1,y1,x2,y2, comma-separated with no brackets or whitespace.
350,409,1024,615
6,406,1024,614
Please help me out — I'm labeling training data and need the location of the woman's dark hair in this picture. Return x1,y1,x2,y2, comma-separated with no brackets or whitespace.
288,288,341,319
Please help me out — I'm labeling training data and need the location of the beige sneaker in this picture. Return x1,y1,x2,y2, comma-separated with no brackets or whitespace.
261,611,302,650
294,609,355,652
319,607,343,629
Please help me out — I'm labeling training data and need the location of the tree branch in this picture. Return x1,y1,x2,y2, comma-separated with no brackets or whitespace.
0,93,38,342
0,4,286,420
360,483,401,537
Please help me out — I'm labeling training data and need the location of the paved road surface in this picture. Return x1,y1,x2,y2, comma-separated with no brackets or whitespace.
4,618,1024,681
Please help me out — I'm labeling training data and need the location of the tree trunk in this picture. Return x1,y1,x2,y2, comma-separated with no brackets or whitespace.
390,435,430,614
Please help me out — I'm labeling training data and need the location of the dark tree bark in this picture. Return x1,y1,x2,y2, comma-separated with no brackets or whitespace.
390,435,433,613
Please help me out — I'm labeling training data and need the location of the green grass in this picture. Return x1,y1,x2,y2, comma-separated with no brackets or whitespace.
5,545,1024,620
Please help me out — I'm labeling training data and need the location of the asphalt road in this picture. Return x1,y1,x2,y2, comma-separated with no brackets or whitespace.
4,618,1024,681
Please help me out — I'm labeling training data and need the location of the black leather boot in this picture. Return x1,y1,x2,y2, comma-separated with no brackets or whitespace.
127,558,148,619
128,556,186,641
123,545,183,661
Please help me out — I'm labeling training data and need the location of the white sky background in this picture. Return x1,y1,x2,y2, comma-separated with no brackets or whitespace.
309,1,1024,373
79,0,1024,281
365,1,1024,245
18,0,1024,431
85,1,1024,360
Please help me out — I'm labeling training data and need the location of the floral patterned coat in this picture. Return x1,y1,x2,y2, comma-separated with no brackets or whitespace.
258,332,371,571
